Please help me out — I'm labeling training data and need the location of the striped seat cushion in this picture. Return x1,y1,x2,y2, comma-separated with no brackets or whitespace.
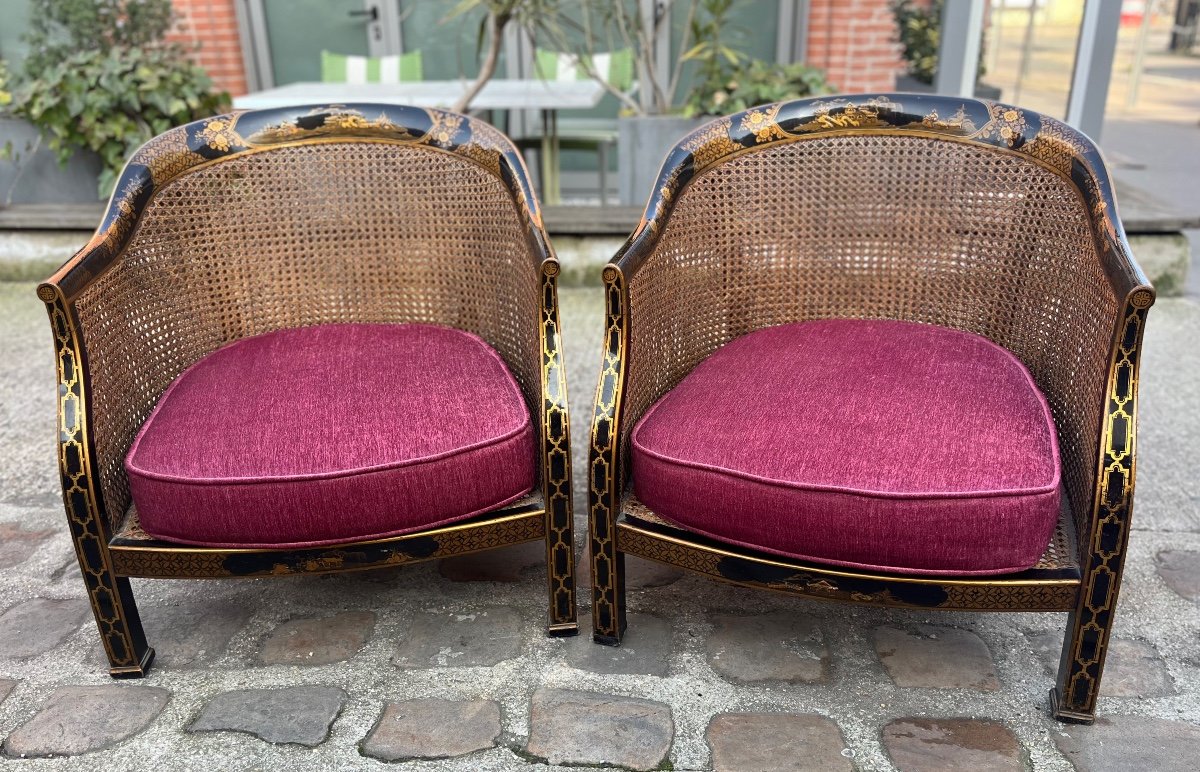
321,50,423,84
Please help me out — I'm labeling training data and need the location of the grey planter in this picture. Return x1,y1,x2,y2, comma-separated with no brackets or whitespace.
0,117,104,205
617,115,705,207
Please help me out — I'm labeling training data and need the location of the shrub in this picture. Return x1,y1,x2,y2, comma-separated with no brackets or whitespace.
685,59,833,117
9,0,228,197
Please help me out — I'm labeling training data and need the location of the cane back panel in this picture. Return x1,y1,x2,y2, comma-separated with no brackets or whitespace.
43,105,552,534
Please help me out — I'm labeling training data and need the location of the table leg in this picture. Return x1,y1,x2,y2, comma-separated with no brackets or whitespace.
540,108,561,206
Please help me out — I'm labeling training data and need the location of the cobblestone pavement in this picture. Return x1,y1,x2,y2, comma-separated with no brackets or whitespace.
1,281,1198,771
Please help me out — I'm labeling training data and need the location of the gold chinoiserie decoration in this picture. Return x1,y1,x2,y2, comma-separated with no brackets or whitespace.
588,93,1153,726
37,102,579,679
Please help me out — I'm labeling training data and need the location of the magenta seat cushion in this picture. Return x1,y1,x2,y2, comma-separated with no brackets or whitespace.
631,319,1062,575
126,323,535,548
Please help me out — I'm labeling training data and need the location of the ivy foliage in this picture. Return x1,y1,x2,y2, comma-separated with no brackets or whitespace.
9,0,228,197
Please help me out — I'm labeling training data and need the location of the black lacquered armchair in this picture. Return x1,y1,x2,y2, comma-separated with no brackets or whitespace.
588,94,1153,723
38,104,578,676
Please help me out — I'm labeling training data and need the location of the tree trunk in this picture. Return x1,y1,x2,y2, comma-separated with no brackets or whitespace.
452,12,506,114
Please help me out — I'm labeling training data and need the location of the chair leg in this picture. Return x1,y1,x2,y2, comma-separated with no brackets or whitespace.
545,497,578,637
590,534,627,646
70,541,154,677
1051,607,1114,724
598,142,609,207
46,292,154,676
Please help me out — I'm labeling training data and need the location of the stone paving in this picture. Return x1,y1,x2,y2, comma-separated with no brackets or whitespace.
0,278,1198,770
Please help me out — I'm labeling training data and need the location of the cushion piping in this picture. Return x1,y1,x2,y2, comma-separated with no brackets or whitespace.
141,484,535,550
630,320,1062,501
639,503,1058,577
125,323,532,486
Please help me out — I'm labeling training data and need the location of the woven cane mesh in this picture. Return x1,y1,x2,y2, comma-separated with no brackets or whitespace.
623,134,1117,542
74,142,541,530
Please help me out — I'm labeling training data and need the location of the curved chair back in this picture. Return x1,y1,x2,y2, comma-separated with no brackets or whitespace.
42,104,553,531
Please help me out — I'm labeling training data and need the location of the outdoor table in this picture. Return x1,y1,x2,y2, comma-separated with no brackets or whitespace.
233,80,606,204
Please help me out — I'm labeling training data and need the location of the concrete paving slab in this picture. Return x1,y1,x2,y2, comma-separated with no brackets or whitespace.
707,612,829,684
1028,632,1176,698
1054,715,1200,772
393,606,523,669
0,597,90,660
259,610,374,666
1156,549,1200,601
875,625,1001,691
882,718,1024,771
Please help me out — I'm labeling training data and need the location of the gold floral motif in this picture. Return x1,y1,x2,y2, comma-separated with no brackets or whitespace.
682,118,739,172
1131,289,1153,308
428,111,464,147
1021,116,1084,175
979,103,1028,147
97,177,144,256
199,117,245,152
646,166,682,234
740,103,786,143
457,121,508,177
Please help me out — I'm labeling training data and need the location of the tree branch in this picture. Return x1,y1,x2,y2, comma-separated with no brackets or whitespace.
667,0,698,106
453,11,506,113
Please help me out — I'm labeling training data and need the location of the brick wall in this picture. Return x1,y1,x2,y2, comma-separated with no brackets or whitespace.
167,0,249,97
805,0,906,93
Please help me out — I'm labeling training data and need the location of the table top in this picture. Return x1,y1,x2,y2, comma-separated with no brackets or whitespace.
233,79,606,111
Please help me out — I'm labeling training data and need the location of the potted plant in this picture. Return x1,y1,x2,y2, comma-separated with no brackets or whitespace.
3,0,228,202
558,0,714,205
892,0,1001,99
569,0,832,205
1,55,108,206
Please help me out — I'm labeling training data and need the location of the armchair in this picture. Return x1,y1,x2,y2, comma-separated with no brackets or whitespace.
38,104,577,677
588,94,1153,723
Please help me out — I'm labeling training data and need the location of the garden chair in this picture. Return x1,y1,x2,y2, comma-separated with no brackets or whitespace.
321,50,424,83
516,48,635,204
588,93,1153,724
38,103,577,677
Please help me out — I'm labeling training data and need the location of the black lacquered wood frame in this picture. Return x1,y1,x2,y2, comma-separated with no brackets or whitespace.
37,104,579,677
587,93,1154,724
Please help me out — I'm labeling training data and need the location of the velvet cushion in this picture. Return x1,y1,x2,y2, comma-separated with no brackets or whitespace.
631,319,1061,575
126,323,535,548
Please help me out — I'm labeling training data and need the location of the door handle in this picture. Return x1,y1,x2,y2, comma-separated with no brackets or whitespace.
348,6,378,22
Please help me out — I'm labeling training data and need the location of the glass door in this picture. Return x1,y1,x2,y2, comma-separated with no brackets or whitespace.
251,0,405,86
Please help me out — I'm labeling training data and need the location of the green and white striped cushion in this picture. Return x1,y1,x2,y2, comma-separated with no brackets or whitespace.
533,49,634,92
321,50,423,84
